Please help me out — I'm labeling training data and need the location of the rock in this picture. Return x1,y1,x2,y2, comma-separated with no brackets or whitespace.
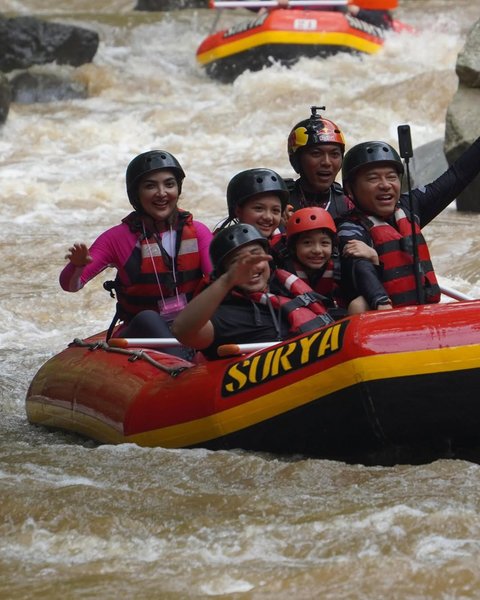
0,16,99,72
410,139,448,189
134,0,207,10
444,18,480,212
0,72,11,124
9,72,88,103
456,19,480,88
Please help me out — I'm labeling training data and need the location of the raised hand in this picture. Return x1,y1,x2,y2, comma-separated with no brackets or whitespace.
65,242,92,267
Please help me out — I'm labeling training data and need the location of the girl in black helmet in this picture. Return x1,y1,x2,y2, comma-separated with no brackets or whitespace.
60,150,213,354
171,223,333,359
215,167,290,241
337,136,480,312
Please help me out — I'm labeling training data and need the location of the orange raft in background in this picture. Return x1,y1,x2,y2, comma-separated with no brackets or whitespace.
26,300,480,466
196,6,412,83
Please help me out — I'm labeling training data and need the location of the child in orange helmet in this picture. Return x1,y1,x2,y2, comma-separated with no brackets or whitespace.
284,207,379,317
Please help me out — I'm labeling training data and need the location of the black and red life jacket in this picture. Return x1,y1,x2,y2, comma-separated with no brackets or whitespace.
240,268,333,335
109,210,204,323
367,207,440,306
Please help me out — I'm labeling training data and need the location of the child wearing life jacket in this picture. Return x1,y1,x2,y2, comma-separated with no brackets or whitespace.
215,167,289,241
284,206,379,317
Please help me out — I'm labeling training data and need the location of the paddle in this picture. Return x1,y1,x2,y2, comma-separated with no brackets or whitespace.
108,337,278,354
398,124,425,305
440,285,475,302
209,0,398,8
209,1,348,8
217,342,278,356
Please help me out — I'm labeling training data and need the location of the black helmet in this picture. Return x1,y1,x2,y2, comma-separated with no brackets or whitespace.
342,141,404,187
288,106,346,173
126,150,186,209
210,223,269,273
226,168,289,218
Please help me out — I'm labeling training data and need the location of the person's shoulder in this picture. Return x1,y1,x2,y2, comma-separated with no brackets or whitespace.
332,181,345,194
192,220,213,234
94,219,131,241
337,209,370,233
284,177,296,189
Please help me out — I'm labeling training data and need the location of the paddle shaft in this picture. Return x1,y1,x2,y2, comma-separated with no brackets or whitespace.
210,0,398,7
109,338,278,353
210,1,347,7
440,285,475,302
398,124,425,305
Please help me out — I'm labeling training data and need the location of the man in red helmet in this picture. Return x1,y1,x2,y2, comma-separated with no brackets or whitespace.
286,106,354,221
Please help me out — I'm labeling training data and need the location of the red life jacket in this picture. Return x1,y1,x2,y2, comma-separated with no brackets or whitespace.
112,210,204,322
293,258,338,298
242,268,333,335
367,207,440,306
269,233,345,310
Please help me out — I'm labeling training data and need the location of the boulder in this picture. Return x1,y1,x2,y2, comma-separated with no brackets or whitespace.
135,0,207,9
10,72,88,103
0,16,99,72
410,139,448,189
444,18,480,212
0,72,11,124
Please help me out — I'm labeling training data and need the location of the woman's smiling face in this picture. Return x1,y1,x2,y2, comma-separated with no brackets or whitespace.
137,169,179,222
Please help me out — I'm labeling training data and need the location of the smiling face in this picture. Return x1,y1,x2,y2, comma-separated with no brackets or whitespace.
235,193,283,239
294,229,333,271
137,169,179,223
347,163,401,218
299,144,343,193
223,242,271,294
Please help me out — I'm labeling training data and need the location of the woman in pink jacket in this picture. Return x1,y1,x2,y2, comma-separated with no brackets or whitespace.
60,150,212,356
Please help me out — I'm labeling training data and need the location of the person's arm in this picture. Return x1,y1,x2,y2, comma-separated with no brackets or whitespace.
342,239,379,265
193,220,213,275
171,252,272,349
414,136,480,227
59,223,135,292
338,221,391,309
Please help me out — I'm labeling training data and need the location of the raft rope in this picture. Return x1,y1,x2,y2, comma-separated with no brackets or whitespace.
70,338,190,378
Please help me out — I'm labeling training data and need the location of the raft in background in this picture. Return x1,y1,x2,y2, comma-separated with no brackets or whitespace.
26,300,480,466
196,6,411,83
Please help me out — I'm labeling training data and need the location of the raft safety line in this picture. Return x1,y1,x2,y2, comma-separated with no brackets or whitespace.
70,338,190,377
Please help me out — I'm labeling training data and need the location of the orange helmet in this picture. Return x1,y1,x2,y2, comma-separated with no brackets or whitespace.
286,207,337,239
288,106,345,173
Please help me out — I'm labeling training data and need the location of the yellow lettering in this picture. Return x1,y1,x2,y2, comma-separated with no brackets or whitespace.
224,362,249,393
261,350,275,381
299,331,322,363
248,355,261,384
329,323,341,351
271,343,296,376
316,324,341,358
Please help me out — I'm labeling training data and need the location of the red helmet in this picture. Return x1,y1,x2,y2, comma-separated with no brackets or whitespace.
288,106,345,173
286,207,337,239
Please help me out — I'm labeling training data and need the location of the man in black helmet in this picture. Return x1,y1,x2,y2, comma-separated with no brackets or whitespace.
337,136,480,312
172,223,333,359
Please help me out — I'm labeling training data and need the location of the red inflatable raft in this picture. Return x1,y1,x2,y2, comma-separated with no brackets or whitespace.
196,7,411,82
26,300,480,465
